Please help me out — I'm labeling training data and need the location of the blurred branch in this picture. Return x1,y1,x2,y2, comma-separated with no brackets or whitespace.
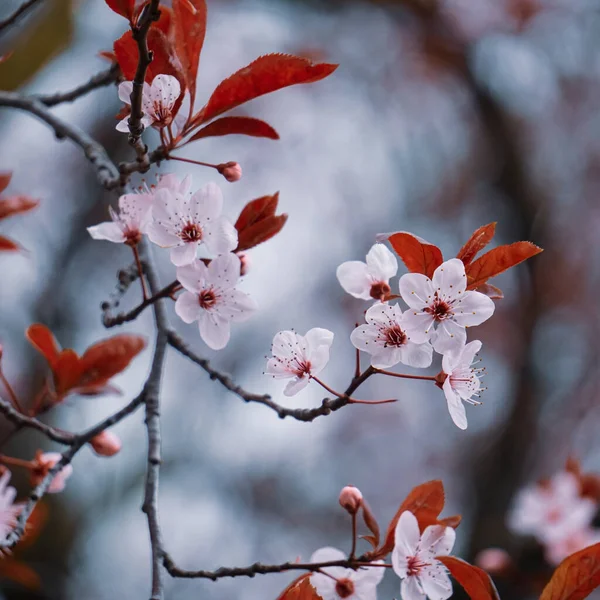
0,0,44,35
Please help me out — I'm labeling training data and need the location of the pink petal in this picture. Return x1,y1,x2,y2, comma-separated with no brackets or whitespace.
399,273,435,310
432,258,467,299
170,242,198,266
87,222,125,243
204,216,238,255
336,261,372,300
198,312,231,350
175,291,201,324
443,378,467,430
365,243,398,280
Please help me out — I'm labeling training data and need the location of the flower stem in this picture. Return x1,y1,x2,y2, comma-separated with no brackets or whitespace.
374,369,436,382
0,370,23,413
311,376,346,399
0,454,33,470
168,155,218,170
348,398,397,405
350,512,357,559
132,244,148,301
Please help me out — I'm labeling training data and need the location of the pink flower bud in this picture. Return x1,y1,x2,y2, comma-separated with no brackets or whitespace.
217,161,242,182
237,252,251,276
339,485,363,514
30,451,73,494
89,430,122,457
474,548,512,575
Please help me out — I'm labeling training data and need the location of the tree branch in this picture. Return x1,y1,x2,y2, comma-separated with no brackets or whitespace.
0,0,44,35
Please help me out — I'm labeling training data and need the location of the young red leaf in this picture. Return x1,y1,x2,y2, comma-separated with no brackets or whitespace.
361,501,380,548
26,324,61,369
154,5,173,35
438,514,462,529
386,231,443,278
438,556,500,600
196,54,338,124
0,237,19,252
465,241,543,290
235,193,280,232
172,0,207,106
53,350,83,397
540,543,600,600
113,30,138,80
475,283,504,300
378,480,445,557
276,574,319,600
0,196,39,221
236,214,288,253
0,172,12,194
104,0,135,21
188,116,280,142
457,223,496,266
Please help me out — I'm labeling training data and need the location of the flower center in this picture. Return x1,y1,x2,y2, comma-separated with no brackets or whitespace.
123,228,142,247
425,296,452,321
199,289,217,310
384,325,407,348
547,508,562,523
293,360,312,377
370,281,391,300
407,555,430,576
180,222,203,243
335,578,355,598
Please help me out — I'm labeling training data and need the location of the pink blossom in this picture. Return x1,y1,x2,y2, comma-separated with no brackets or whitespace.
175,253,257,350
265,328,334,396
310,547,384,600
30,452,73,494
545,528,600,566
399,258,495,353
89,431,122,457
116,74,182,132
0,470,22,539
350,303,433,369
474,548,512,574
336,243,398,301
148,182,237,266
217,162,242,182
87,192,152,246
440,340,484,430
339,485,363,514
508,471,596,543
156,173,192,196
392,511,455,600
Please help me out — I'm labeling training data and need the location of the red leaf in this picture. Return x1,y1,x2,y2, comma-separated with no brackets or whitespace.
378,480,446,557
172,0,207,106
539,543,600,600
276,574,320,600
236,214,288,253
26,324,61,369
457,223,496,266
188,116,280,142
0,236,19,252
465,241,543,290
235,193,280,231
154,5,173,35
113,31,138,80
0,172,12,194
438,514,462,528
0,196,39,221
438,556,500,600
0,559,41,591
475,283,504,300
386,231,443,278
53,350,83,397
361,501,380,548
104,0,135,21
197,54,338,124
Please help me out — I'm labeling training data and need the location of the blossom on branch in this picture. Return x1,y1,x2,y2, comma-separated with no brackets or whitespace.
0,470,22,539
399,258,495,353
116,74,182,132
30,452,73,494
439,340,484,430
392,511,455,600
87,192,153,246
265,328,334,396
175,253,257,350
336,243,398,301
148,182,237,266
310,547,384,600
350,304,432,369
545,527,600,566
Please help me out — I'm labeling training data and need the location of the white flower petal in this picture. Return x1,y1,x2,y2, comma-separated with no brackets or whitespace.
432,320,466,354
336,261,372,300
370,348,402,369
420,564,453,600
399,273,435,309
451,291,495,326
174,292,201,324
116,117,131,132
421,525,456,557
176,261,207,293
118,81,133,104
87,222,125,243
204,216,238,255
199,313,231,350
219,289,257,323
443,378,468,430
399,341,433,368
170,242,198,266
401,576,426,600
350,324,381,353
309,344,331,375
284,375,310,396
366,243,398,280
402,311,436,341
394,511,421,559
190,181,223,221
432,258,467,299
147,222,180,248
305,328,334,351
207,252,240,289
265,358,293,379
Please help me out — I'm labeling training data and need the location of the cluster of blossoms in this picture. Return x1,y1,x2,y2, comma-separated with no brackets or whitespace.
508,468,600,565
88,174,256,350
266,243,494,429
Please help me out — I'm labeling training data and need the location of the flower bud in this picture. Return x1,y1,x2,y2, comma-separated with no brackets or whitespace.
30,451,73,494
217,161,242,182
89,430,122,457
339,485,363,514
474,548,512,575
237,252,251,276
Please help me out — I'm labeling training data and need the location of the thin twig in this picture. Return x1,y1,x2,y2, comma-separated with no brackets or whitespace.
0,0,44,34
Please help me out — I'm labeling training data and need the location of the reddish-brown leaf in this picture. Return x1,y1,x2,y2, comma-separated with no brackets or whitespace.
386,231,444,278
236,214,288,253
104,0,135,20
361,501,380,548
0,559,41,591
0,196,39,221
438,556,500,600
53,350,83,397
154,5,173,36
476,283,504,300
276,574,320,600
0,236,19,251
113,30,138,80
26,324,61,369
379,480,446,557
0,172,11,194
457,223,496,266
465,241,543,290
172,0,207,105
540,543,600,600
235,193,280,232
188,116,280,142
197,54,338,124
438,514,462,529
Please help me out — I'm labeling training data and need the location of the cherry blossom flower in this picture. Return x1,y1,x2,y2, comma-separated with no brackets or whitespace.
399,258,495,353
350,303,433,369
30,452,73,494
339,485,363,514
508,471,596,543
217,161,242,182
310,547,384,600
337,244,398,301
87,192,152,246
474,548,512,574
439,340,484,430
148,182,237,266
0,470,22,539
392,511,455,600
156,173,192,196
175,253,257,350
265,328,334,396
546,527,600,565
116,74,181,132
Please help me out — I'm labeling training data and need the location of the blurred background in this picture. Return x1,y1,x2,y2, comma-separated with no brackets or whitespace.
0,0,599,598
